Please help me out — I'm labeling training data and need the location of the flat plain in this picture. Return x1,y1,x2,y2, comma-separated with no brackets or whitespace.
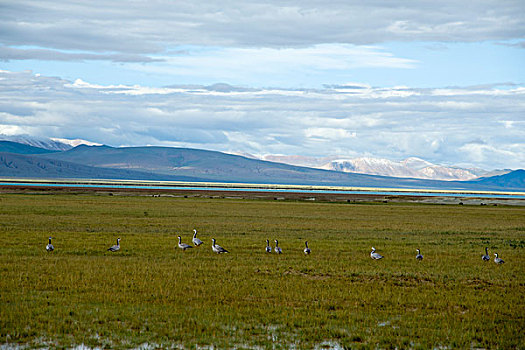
0,192,524,349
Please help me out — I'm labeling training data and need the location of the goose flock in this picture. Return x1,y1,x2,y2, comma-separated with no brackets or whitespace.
45,232,508,264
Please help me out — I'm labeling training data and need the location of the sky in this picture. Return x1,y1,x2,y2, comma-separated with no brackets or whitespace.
0,0,524,170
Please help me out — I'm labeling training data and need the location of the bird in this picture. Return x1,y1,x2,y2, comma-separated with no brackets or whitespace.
482,247,490,261
416,248,423,261
370,247,383,260
107,238,121,252
212,238,229,254
494,253,504,264
46,237,54,252
304,241,311,255
265,239,272,253
192,229,203,246
274,239,282,254
178,236,193,250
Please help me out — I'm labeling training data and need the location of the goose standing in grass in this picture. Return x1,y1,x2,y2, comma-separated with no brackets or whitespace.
107,238,121,252
274,239,282,254
265,239,272,253
46,237,54,252
416,248,423,261
212,238,229,254
304,241,311,255
482,247,490,261
370,247,383,260
494,253,505,264
192,229,203,246
178,236,193,251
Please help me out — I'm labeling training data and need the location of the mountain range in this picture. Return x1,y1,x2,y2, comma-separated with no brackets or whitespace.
0,139,523,191
0,135,510,181
245,154,508,181
320,157,481,180
0,134,74,151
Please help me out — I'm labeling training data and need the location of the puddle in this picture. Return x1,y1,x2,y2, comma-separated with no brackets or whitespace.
314,341,345,350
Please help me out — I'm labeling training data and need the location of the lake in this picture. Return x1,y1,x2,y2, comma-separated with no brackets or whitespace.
1,180,524,199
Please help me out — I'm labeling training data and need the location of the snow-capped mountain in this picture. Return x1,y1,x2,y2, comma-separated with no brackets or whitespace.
50,137,102,148
0,134,101,151
250,154,488,181
0,134,72,151
261,155,331,168
319,157,480,181
401,157,435,170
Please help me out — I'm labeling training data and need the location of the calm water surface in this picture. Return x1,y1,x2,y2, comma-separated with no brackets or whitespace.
1,181,524,199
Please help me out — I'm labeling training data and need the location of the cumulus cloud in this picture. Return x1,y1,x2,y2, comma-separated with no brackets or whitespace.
1,70,524,170
0,0,523,56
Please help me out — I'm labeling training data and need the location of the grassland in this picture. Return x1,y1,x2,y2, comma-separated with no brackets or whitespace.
0,193,524,349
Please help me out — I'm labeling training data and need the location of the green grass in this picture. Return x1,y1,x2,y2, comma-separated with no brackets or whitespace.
0,193,524,349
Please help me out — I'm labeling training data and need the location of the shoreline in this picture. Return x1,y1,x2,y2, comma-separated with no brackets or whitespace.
1,177,524,196
1,181,524,206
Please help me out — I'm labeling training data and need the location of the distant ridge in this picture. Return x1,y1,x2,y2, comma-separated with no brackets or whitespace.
470,169,525,189
0,141,57,155
0,134,72,151
0,152,209,182
0,141,523,191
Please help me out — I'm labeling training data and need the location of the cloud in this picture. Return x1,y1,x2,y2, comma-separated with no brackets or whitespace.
1,0,523,56
496,40,525,49
458,142,523,165
0,46,163,63
122,44,417,86
304,127,356,141
1,70,524,170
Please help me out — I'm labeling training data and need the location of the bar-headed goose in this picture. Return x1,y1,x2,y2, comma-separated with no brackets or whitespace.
370,247,383,260
46,237,54,252
212,238,229,254
416,249,423,261
178,236,193,250
494,253,504,264
274,239,282,254
304,241,311,255
107,238,121,252
482,247,490,261
265,239,272,253
192,229,203,246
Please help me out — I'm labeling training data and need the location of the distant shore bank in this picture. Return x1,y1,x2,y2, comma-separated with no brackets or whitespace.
1,178,524,206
